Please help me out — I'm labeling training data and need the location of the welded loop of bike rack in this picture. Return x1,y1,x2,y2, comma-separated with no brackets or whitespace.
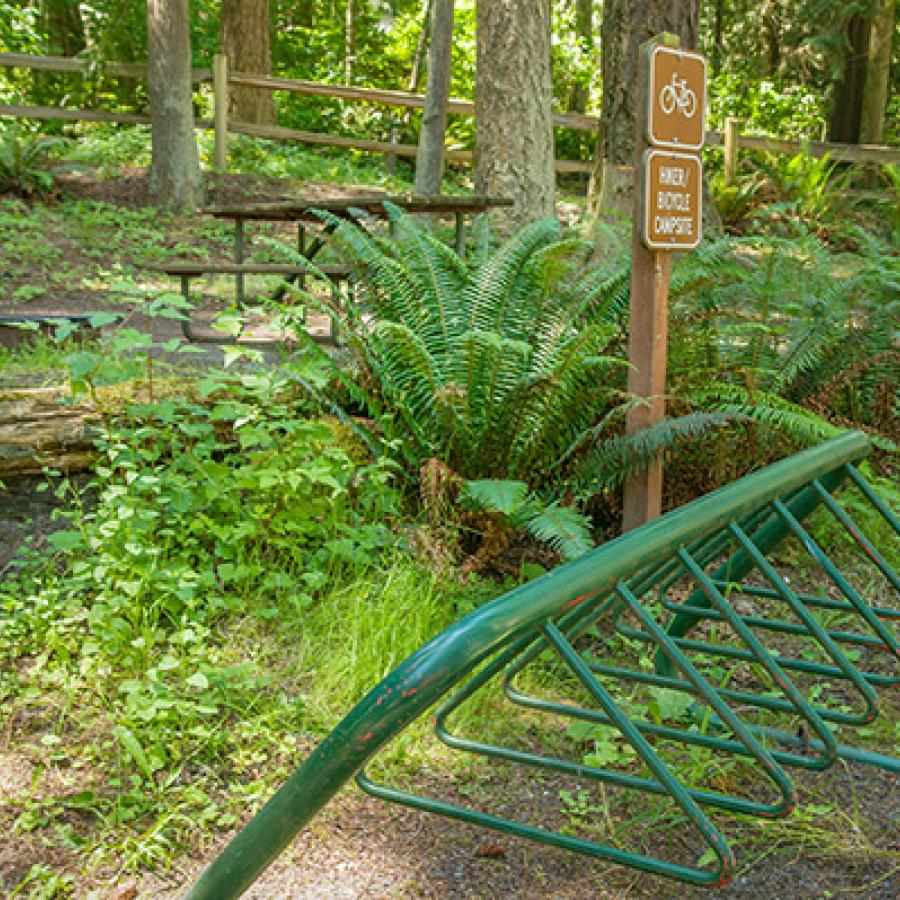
185,433,898,899
357,457,898,886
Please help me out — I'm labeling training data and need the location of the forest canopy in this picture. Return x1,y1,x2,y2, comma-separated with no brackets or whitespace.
1,1,896,149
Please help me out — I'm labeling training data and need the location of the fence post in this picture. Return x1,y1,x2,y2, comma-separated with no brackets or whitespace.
213,53,229,172
385,119,400,174
724,117,739,184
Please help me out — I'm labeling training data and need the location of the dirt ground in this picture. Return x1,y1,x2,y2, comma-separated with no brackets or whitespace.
144,764,899,899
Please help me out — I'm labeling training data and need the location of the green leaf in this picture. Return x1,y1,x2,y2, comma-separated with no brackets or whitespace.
46,530,83,552
88,311,121,328
584,743,623,767
112,725,155,779
67,351,102,381
649,687,694,722
186,672,209,691
526,503,593,560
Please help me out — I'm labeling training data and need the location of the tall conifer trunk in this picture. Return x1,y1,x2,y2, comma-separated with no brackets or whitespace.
829,13,872,144
567,0,593,113
860,0,894,144
415,0,455,196
221,0,276,125
148,0,202,210
595,0,718,232
475,0,555,225
43,0,85,56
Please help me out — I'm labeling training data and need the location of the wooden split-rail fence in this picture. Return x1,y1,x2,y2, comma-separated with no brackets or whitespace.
1,51,898,184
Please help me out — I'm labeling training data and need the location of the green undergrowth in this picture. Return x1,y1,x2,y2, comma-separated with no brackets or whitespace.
0,334,83,387
69,124,427,193
0,339,506,886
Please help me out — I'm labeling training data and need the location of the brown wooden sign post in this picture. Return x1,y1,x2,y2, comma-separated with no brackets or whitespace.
622,36,706,532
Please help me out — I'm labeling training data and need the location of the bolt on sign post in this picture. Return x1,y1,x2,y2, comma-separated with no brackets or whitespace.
622,36,706,533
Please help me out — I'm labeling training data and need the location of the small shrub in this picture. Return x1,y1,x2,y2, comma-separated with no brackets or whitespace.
0,126,82,197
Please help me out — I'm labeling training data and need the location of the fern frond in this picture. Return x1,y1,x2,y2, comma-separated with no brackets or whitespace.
461,479,529,517
465,218,561,334
571,412,734,498
370,321,441,424
690,384,842,444
525,503,593,560
312,209,422,331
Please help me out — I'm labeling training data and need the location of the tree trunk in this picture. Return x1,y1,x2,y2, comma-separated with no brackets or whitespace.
0,387,99,478
36,0,85,106
600,0,699,171
409,0,434,93
762,0,781,76
712,0,724,74
860,0,895,144
475,0,556,226
147,0,202,210
296,0,316,28
828,13,872,144
567,0,593,113
414,0,454,196
345,0,356,83
42,0,85,56
220,0,276,125
594,0,720,235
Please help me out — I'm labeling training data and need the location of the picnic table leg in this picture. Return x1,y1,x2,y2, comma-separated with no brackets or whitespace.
330,281,341,344
180,275,195,341
234,218,245,304
298,225,307,292
454,212,465,257
272,221,339,304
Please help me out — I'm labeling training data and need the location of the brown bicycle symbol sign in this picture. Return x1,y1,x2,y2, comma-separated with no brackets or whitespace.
659,74,698,118
646,45,706,151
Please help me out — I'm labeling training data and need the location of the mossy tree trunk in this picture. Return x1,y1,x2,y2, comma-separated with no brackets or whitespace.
595,0,719,233
828,12,872,144
860,0,895,144
567,0,593,113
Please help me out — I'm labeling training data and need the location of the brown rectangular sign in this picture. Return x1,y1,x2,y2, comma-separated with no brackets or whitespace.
641,150,702,250
646,45,706,151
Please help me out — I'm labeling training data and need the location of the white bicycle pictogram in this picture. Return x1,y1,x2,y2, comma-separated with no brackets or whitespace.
659,74,697,118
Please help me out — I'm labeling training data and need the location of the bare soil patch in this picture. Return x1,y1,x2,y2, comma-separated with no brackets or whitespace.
56,168,376,211
140,761,897,900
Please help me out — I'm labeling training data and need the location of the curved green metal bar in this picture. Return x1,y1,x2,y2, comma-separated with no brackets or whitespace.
772,498,899,658
812,479,900,591
675,549,838,770
185,432,872,900
366,618,739,886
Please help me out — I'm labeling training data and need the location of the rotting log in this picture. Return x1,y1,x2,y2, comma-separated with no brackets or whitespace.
0,386,101,477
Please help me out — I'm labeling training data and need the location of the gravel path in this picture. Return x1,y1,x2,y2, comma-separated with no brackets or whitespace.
138,762,898,900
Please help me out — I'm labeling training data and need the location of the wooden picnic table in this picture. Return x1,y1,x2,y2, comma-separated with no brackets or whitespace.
202,193,513,301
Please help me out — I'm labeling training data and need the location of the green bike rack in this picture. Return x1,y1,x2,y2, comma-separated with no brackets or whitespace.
186,431,897,898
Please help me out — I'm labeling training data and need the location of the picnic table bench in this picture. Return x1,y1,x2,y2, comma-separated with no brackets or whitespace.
151,193,512,344
0,313,125,348
148,262,353,344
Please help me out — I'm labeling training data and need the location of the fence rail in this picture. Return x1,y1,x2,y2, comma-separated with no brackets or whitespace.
1,51,898,179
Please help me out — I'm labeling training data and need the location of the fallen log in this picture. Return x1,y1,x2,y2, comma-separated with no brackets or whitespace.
0,386,101,477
